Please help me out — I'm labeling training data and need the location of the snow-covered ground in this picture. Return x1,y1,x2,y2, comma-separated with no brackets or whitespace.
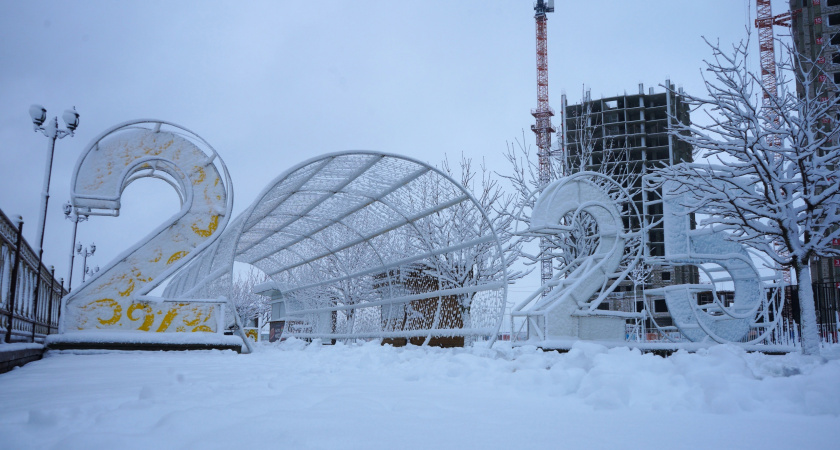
1,339,839,450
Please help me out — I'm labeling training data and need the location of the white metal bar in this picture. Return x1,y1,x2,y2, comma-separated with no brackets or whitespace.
239,155,382,254
261,194,471,276
245,166,430,265
280,233,496,295
285,327,496,340
287,281,504,315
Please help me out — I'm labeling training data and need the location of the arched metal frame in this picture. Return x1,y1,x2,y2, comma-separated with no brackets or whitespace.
165,151,508,346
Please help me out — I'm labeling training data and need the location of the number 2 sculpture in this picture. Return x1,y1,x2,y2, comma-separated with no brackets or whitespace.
61,121,232,334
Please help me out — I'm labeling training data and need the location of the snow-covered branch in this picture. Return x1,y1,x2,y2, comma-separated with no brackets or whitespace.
657,33,840,355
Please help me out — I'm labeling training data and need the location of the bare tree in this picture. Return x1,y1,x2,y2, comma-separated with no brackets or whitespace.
410,154,527,335
658,36,840,355
502,90,638,279
227,266,270,328
318,233,378,335
627,261,652,341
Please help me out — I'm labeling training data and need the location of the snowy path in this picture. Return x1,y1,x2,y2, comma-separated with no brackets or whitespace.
1,340,839,449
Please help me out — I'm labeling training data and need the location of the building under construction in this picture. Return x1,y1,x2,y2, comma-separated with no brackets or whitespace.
789,0,840,286
788,0,840,337
559,82,696,326
790,0,840,96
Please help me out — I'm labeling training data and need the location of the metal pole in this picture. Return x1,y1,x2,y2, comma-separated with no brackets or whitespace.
46,266,56,335
56,277,63,326
30,119,59,342
4,217,24,344
67,219,78,292
81,251,88,283
35,118,58,252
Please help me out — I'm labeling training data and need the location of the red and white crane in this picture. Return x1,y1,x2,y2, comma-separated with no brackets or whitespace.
755,0,796,146
531,0,556,293
754,0,797,286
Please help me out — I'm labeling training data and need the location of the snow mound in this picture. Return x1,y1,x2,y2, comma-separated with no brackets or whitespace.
0,341,838,449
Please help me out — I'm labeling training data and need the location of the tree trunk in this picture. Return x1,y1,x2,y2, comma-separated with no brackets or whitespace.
460,297,472,347
794,262,821,356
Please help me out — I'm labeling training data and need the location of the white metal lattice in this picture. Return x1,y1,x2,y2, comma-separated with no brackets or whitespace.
165,151,508,346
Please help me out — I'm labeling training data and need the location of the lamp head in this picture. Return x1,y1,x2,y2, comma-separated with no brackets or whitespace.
62,107,79,132
76,242,82,254
90,243,96,254
29,104,46,127
63,201,72,216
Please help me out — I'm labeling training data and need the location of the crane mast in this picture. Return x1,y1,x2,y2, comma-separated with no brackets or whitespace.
531,0,556,294
754,0,794,285
755,0,792,146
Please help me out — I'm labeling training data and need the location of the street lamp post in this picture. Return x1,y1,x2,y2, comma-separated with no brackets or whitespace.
28,105,79,339
63,201,89,292
77,243,96,283
85,265,100,281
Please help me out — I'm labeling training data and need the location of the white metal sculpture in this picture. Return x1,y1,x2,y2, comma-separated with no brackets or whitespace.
652,179,782,344
165,151,508,346
511,172,644,342
60,120,233,334
512,172,782,346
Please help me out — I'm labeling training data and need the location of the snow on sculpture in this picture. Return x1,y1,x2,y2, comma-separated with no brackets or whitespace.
59,120,233,334
512,172,783,347
654,178,782,343
510,172,643,342
164,151,508,346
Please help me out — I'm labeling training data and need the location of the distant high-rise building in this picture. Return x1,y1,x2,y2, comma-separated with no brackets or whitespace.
790,1,840,98
790,0,840,285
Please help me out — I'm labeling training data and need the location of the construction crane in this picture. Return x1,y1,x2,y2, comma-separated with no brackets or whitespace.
754,0,797,287
755,0,792,105
531,0,556,294
755,0,797,146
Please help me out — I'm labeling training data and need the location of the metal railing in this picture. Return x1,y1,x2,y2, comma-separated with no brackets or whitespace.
510,282,840,349
0,208,66,343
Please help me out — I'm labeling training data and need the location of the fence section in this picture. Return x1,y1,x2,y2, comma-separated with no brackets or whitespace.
0,208,66,343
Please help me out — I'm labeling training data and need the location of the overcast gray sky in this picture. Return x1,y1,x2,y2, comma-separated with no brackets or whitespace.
0,0,787,295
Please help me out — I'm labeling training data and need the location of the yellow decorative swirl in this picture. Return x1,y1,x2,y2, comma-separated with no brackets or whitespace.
118,279,135,297
167,251,189,265
156,308,180,332
182,305,216,332
192,166,206,185
191,215,219,237
183,305,210,326
82,299,122,326
127,302,154,331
